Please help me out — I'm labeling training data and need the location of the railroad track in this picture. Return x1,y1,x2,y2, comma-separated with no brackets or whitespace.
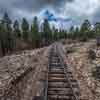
46,44,80,100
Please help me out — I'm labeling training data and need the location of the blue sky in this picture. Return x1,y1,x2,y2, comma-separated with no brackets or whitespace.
0,0,100,28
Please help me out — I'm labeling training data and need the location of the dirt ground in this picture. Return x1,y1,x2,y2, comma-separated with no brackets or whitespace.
0,47,49,100
63,39,100,100
1,39,100,100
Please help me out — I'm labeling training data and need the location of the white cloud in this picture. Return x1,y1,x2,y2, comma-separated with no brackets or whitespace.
62,0,100,24
0,0,100,27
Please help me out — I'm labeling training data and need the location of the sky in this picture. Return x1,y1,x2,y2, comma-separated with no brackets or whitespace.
0,0,100,28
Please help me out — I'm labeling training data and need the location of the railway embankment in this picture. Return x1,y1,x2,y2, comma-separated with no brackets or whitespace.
0,47,49,100
63,39,100,100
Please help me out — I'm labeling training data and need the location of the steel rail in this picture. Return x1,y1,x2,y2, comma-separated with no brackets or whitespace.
56,43,79,100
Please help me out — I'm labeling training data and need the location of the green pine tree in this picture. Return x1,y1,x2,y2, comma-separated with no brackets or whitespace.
13,20,21,38
21,18,29,40
94,22,100,36
31,16,40,48
80,19,91,41
0,21,6,55
2,12,14,53
69,26,75,39
74,27,80,39
43,19,52,45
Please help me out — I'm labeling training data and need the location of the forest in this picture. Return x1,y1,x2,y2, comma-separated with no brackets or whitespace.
0,12,100,56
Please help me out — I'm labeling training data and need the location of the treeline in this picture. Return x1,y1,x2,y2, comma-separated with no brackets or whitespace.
68,20,100,41
0,12,100,56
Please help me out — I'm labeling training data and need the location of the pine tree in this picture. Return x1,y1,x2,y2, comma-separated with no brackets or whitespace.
81,20,91,32
60,29,67,39
94,22,100,36
74,27,80,39
43,19,52,45
80,19,91,40
3,12,12,33
51,26,59,41
13,20,21,38
52,26,58,41
2,12,14,53
31,16,40,48
94,23,100,46
53,29,59,41
69,26,75,39
0,21,6,55
80,19,92,41
21,18,29,40
70,26,74,33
